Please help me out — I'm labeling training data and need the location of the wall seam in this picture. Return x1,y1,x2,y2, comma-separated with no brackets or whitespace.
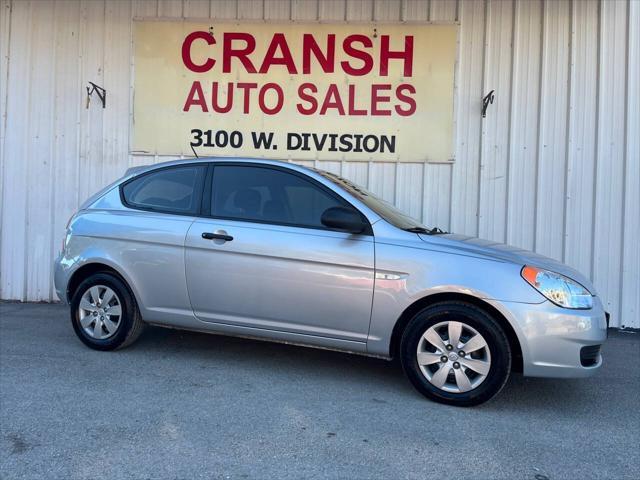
504,0,516,244
75,2,84,209
393,161,398,205
561,0,574,264
476,0,488,238
22,0,34,301
532,0,544,253
100,0,107,189
589,0,602,280
448,159,453,231
617,0,630,324
0,0,14,299
420,165,427,225
127,0,133,158
129,0,135,164
47,0,59,301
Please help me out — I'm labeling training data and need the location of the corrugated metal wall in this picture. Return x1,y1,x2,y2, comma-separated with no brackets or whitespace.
1,0,638,328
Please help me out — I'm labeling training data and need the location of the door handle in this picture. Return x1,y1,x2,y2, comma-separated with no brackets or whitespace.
202,232,233,242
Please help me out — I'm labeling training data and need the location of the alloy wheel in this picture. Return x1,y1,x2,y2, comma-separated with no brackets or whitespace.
416,320,492,393
77,285,122,340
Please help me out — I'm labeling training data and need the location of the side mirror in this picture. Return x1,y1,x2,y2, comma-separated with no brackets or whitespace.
321,206,368,234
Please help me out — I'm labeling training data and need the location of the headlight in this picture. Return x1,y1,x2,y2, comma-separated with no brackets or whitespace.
521,265,593,309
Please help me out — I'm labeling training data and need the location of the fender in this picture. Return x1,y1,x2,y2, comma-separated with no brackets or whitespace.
366,237,544,357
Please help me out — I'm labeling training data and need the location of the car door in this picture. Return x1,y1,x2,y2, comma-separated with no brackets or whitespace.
184,163,375,345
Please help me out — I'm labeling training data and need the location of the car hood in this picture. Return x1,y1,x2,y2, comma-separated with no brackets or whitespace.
419,233,597,294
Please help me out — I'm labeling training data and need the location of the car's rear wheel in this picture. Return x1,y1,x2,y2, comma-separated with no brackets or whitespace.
400,301,511,407
70,272,144,350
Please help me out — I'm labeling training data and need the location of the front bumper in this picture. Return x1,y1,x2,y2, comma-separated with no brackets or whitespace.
495,297,608,378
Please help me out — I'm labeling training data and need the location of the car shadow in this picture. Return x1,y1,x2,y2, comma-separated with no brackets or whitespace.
127,324,617,413
133,324,416,391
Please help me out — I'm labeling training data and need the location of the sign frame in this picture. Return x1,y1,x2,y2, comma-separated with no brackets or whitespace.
130,19,460,164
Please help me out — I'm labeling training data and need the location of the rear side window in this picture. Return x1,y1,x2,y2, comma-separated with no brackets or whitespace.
122,165,205,214
211,165,346,229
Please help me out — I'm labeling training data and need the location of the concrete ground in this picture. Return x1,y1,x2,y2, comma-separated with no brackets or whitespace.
0,303,638,480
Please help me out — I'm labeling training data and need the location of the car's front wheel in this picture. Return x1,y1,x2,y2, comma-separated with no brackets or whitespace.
400,301,511,406
70,272,144,350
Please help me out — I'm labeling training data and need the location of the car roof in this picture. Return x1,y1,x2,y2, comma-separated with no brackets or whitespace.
124,156,302,178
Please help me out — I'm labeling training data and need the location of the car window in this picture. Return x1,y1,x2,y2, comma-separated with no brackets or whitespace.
122,165,205,214
211,165,346,229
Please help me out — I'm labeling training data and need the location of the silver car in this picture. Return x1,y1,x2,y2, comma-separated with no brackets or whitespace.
54,158,608,406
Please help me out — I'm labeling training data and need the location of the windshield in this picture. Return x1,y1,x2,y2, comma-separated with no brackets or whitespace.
314,169,433,231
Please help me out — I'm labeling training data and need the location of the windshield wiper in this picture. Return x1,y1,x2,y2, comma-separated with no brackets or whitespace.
404,226,448,235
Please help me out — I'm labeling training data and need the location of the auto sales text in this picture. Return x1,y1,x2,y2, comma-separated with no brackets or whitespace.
181,31,417,117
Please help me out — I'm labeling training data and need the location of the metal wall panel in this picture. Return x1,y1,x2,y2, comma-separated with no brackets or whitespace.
291,0,318,21
564,0,598,283
404,0,429,21
183,0,210,17
423,163,452,231
3,1,33,299
450,0,484,236
1,0,638,328
25,1,57,300
374,0,401,21
535,0,570,261
396,163,424,220
157,0,183,17
593,0,628,322
237,0,264,20
134,0,159,17
341,161,369,187
50,0,82,300
208,0,238,19
479,0,513,243
0,0,11,299
621,0,640,328
318,0,346,21
430,0,457,22
78,0,107,204
506,0,541,251
346,0,374,21
264,0,291,20
368,162,397,203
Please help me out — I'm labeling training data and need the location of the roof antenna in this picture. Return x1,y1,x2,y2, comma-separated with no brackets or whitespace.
190,144,199,158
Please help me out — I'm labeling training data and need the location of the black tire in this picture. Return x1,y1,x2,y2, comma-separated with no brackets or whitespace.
400,301,511,407
70,272,145,351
